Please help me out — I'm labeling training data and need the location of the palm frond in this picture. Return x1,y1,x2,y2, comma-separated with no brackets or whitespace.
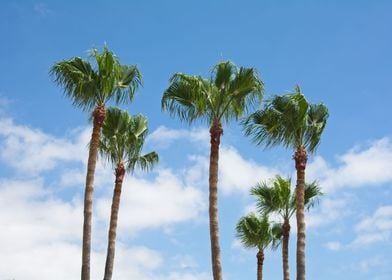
251,175,294,219
162,61,264,126
271,222,283,250
217,65,263,123
304,181,323,211
99,108,158,173
251,182,278,214
51,46,142,112
50,57,100,111
161,73,210,124
128,152,159,172
235,213,273,250
243,86,328,153
304,103,329,153
212,61,236,92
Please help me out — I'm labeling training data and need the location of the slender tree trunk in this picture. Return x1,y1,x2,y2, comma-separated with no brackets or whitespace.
257,249,264,280
209,119,223,280
81,103,106,280
294,146,308,280
103,162,126,280
282,218,291,280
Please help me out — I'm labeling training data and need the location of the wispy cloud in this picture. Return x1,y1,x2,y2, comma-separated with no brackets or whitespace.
0,118,210,279
148,125,209,148
324,241,342,251
308,138,392,192
0,118,88,175
306,194,353,228
351,205,392,247
33,2,52,17
96,169,206,235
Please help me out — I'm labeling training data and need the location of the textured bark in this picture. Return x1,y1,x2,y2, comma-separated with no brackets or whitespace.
103,162,126,280
257,249,264,280
294,146,308,280
81,103,106,280
209,119,223,280
282,218,291,280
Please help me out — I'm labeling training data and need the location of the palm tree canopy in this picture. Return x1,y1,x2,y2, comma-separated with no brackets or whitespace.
244,85,328,153
99,107,158,173
236,213,275,250
50,46,143,112
161,61,263,125
251,175,322,220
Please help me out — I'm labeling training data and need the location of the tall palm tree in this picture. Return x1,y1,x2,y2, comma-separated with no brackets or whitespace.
99,108,158,280
236,213,278,280
162,61,263,280
50,47,142,280
244,86,328,280
251,175,322,280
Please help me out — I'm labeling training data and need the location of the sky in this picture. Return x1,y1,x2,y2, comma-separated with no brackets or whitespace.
0,0,391,279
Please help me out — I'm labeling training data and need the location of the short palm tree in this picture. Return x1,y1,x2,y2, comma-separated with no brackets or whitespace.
236,213,278,280
99,108,158,280
50,47,142,280
251,175,322,280
162,61,263,280
244,86,328,280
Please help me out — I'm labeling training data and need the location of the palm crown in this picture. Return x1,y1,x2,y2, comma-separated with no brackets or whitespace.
50,47,143,111
161,61,264,124
236,213,276,250
251,175,322,221
99,107,158,172
244,85,328,153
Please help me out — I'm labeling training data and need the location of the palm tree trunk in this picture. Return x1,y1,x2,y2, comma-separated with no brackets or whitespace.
103,162,126,280
81,103,105,280
294,146,308,280
282,218,290,280
257,249,264,280
209,119,223,280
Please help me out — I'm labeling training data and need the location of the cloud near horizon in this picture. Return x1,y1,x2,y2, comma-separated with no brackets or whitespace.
0,119,391,278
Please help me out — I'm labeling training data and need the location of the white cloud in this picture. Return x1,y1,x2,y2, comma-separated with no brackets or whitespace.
0,118,210,279
172,254,198,269
0,178,82,252
219,146,278,194
357,256,387,273
1,118,391,279
148,126,281,195
0,178,83,280
148,125,209,148
324,241,342,251
306,194,352,228
0,118,88,175
59,168,85,187
0,173,208,279
308,138,392,192
96,169,206,234
33,3,52,16
351,205,392,246
158,272,211,280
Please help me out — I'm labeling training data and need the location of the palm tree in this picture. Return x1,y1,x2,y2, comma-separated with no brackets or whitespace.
236,213,278,280
251,175,322,280
244,86,328,280
50,47,142,280
99,108,158,280
162,61,263,280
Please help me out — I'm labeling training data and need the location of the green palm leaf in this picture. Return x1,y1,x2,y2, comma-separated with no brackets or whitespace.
162,61,263,125
244,85,328,152
99,107,158,173
236,213,273,250
50,47,142,112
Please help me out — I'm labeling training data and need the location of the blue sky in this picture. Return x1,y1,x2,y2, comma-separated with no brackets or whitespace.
0,1,391,279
